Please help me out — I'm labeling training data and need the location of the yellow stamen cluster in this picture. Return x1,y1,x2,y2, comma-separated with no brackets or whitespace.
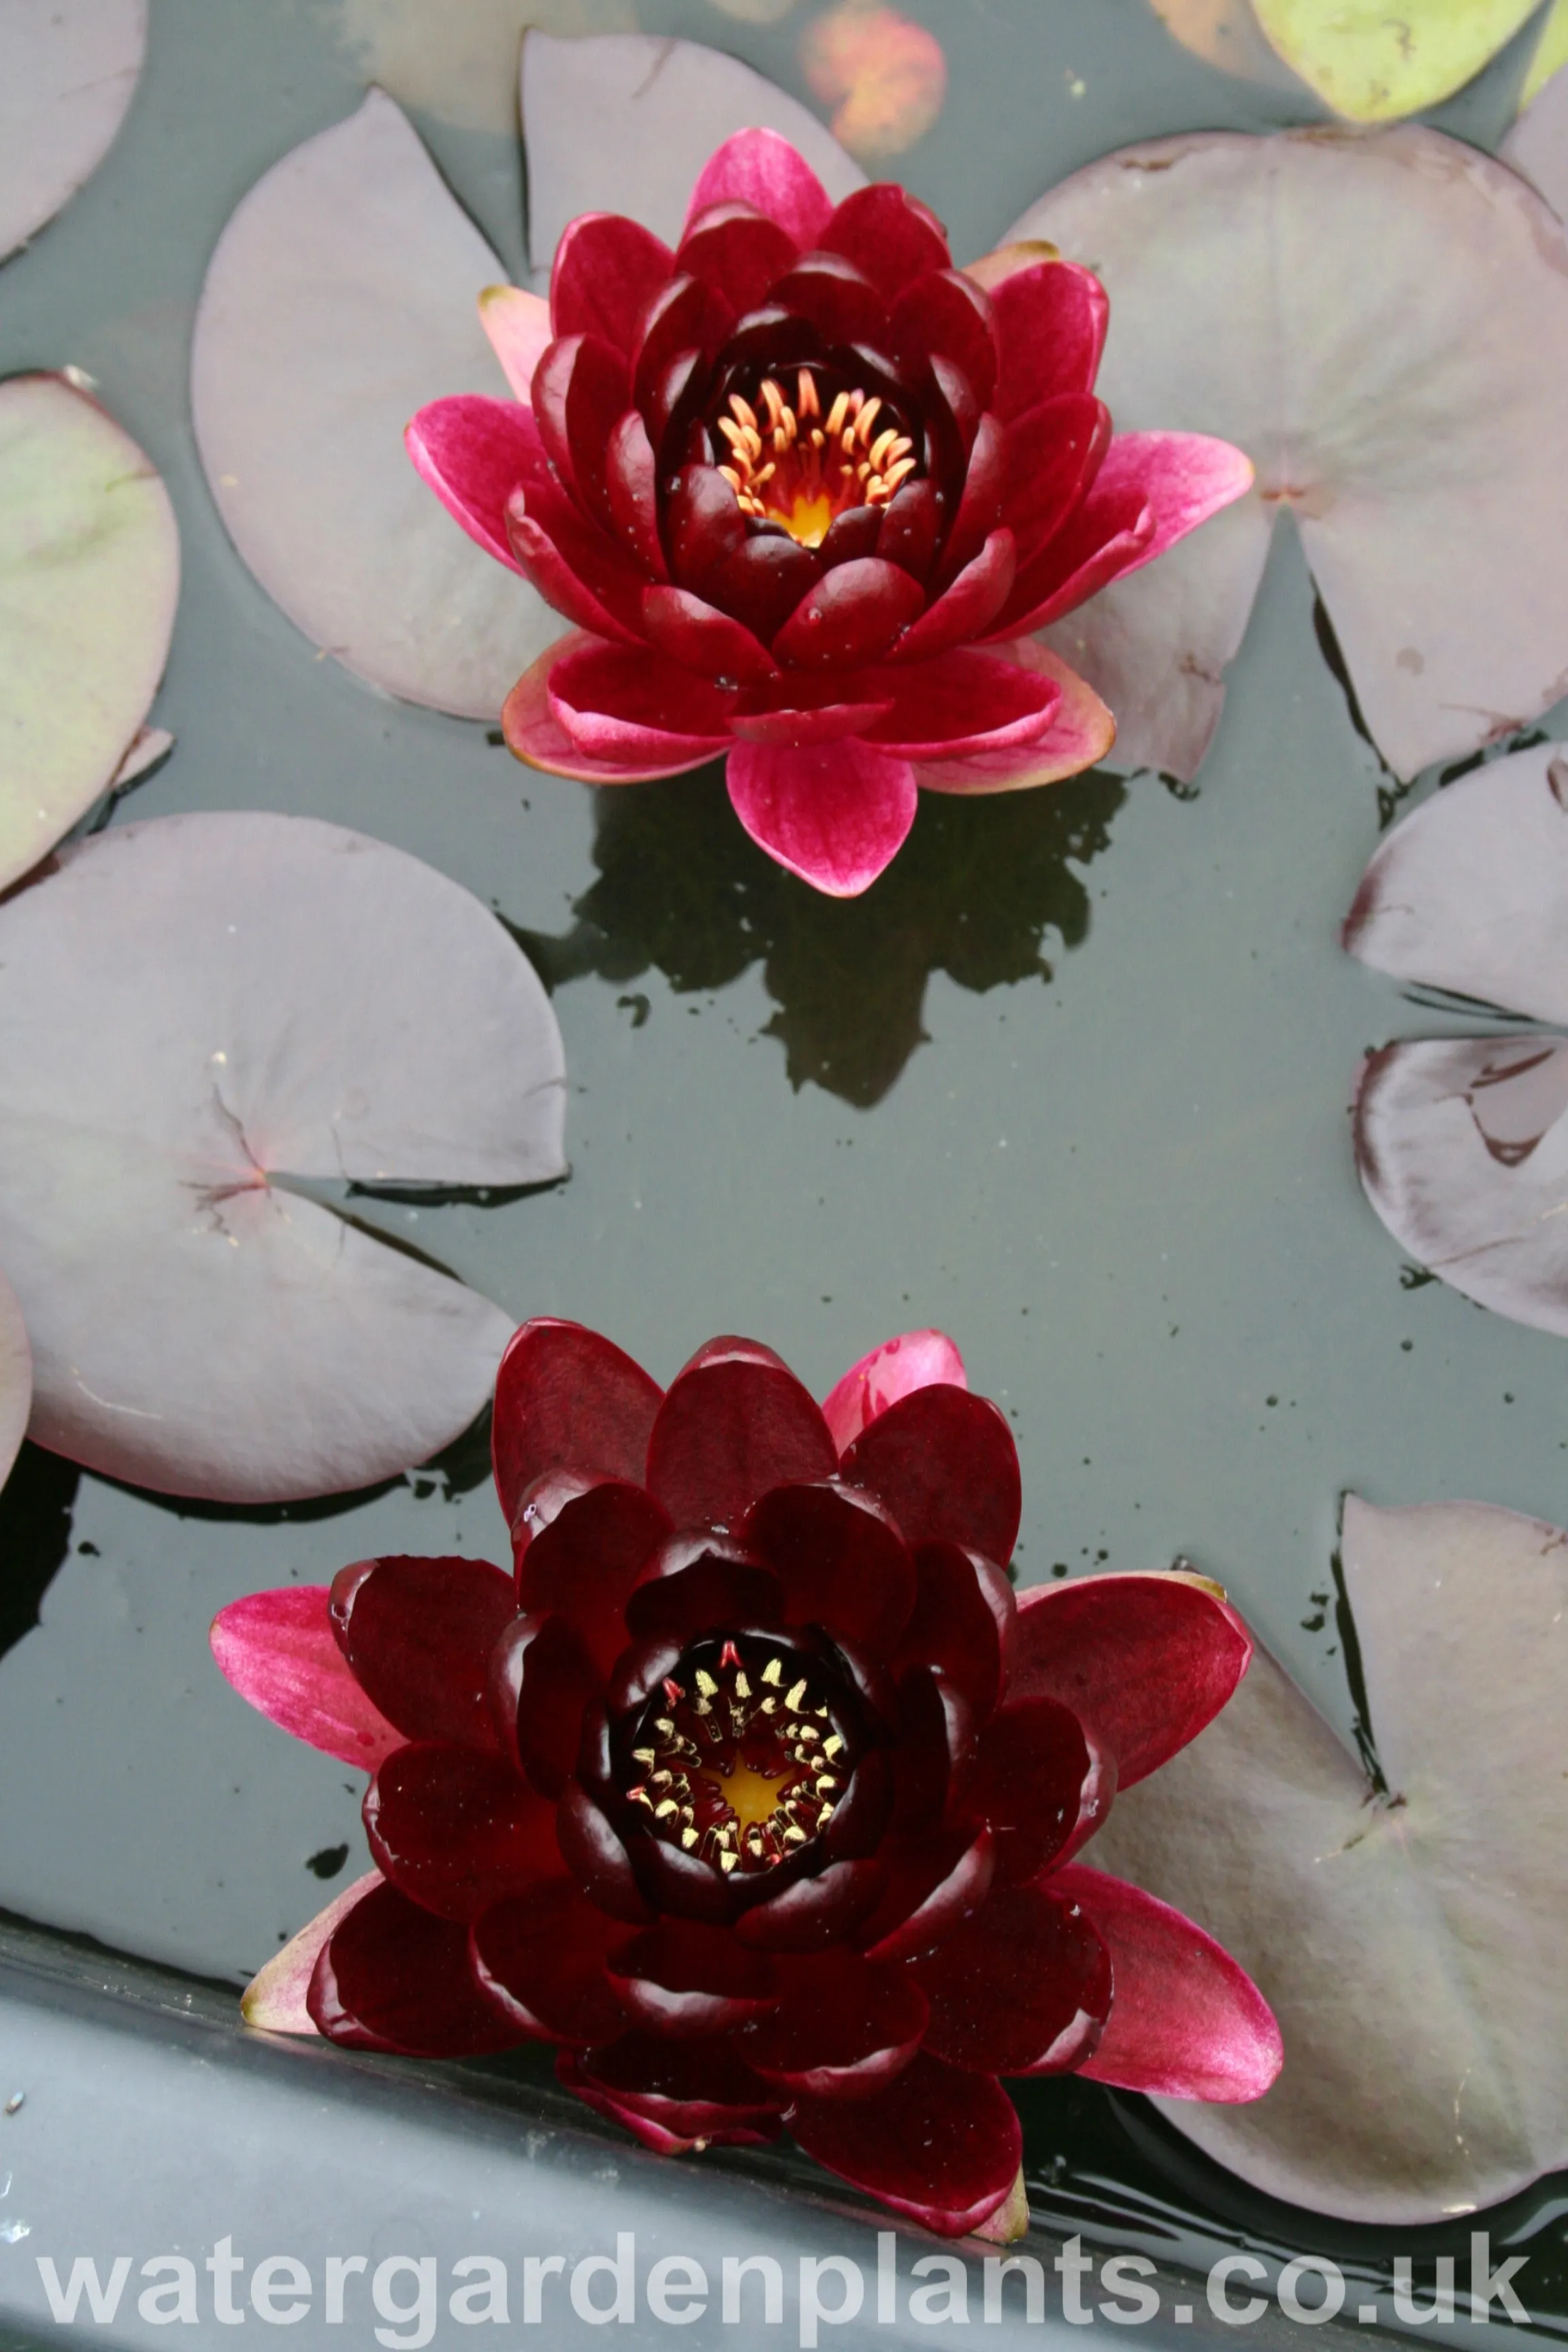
715,370,917,549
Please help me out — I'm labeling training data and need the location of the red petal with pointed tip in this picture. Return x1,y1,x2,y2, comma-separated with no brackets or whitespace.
308,1879,521,2056
889,1665,974,1831
608,1921,778,2038
506,489,648,646
821,184,952,299
564,346,634,529
404,395,550,571
211,1587,403,1769
938,411,1008,583
773,558,925,670
840,1384,1021,1563
859,1827,994,1962
867,639,1057,757
770,252,888,346
790,2052,1022,2238
727,695,891,750
822,1329,966,1454
646,1350,836,1531
877,478,941,578
666,462,749,592
552,213,674,355
745,1949,926,2097
555,1778,655,1924
604,410,666,577
744,1480,914,1650
994,494,1154,639
493,1319,663,1528
896,1540,1015,1718
682,130,834,250
734,1858,887,1951
679,201,800,318
329,1556,516,1754
1010,1572,1251,1789
568,2031,786,2143
1005,393,1109,544
548,639,734,768
704,533,823,646
960,1697,1100,1886
914,1882,1111,2076
1060,1865,1283,2102
515,1480,671,1677
622,1541,785,1644
641,584,779,683
470,1877,631,2044
881,533,1016,665
989,260,1108,418
491,1612,603,1798
726,738,917,898
504,636,712,785
364,1742,561,1921
890,269,998,410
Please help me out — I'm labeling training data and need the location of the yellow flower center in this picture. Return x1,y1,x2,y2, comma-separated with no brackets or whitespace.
715,370,917,548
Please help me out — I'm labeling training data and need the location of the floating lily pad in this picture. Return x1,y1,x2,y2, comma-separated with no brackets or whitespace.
191,90,559,719
0,1268,31,1492
0,0,146,261
0,374,178,893
1015,129,1568,783
1346,744,1568,1334
521,29,864,271
1088,1497,1568,2222
0,811,566,1502
1252,0,1537,120
1502,50,1568,220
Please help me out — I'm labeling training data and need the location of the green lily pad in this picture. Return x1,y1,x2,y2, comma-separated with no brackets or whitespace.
0,373,178,894
1252,0,1538,120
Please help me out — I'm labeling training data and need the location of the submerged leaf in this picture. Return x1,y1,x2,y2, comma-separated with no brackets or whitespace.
1088,1498,1568,2222
1145,0,1304,89
1252,0,1538,121
191,90,559,719
0,0,145,261
0,375,178,893
0,811,567,1502
521,30,864,271
799,3,947,163
1015,129,1568,782
0,1268,31,1492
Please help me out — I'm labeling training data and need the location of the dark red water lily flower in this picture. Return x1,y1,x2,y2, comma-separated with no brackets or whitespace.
212,1322,1279,2238
406,129,1252,898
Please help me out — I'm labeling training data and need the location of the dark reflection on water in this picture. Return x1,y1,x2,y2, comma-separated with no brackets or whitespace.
0,1442,80,1665
516,764,1128,1109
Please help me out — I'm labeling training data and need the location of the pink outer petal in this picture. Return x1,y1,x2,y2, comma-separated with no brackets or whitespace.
1011,1570,1252,1790
548,639,734,766
1059,1864,1282,2103
241,1872,385,2036
864,645,1060,760
478,285,552,402
822,1330,967,1455
1087,431,1255,583
211,1588,402,1769
405,396,549,572
913,641,1114,795
682,129,832,249
726,738,917,897
503,632,717,784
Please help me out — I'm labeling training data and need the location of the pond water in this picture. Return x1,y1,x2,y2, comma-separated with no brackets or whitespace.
1,0,1564,2315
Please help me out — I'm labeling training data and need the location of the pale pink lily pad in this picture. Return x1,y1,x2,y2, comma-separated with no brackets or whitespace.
1088,1498,1568,2223
191,90,561,719
0,811,566,1502
1503,57,1568,224
521,31,864,273
1347,745,1568,1334
0,0,145,261
0,375,178,893
0,1266,31,1491
1015,129,1568,783
242,1871,382,2034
